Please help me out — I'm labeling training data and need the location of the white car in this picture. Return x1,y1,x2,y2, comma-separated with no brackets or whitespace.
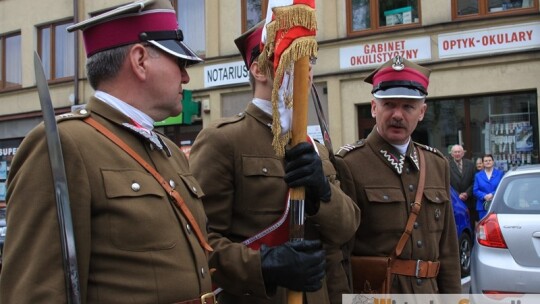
470,164,540,299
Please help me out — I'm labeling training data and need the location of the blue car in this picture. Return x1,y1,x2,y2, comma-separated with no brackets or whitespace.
450,187,473,278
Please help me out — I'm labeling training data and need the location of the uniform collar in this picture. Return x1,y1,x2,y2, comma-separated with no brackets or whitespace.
86,97,171,155
367,128,420,174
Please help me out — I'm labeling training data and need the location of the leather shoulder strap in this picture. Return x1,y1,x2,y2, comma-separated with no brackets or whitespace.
392,147,426,259
83,117,212,252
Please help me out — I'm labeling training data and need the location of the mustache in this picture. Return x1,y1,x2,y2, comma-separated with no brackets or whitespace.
389,120,406,128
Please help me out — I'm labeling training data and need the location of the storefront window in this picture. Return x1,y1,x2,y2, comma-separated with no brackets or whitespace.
415,91,538,172
0,138,22,204
348,0,420,34
454,0,538,18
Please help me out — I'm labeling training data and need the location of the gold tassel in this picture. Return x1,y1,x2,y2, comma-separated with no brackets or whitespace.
270,37,318,157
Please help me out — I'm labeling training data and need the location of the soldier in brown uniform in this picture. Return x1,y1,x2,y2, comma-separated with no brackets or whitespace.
335,56,461,294
0,1,215,303
189,23,360,304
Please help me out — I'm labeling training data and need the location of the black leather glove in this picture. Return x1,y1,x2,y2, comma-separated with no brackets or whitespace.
260,240,326,293
284,142,332,215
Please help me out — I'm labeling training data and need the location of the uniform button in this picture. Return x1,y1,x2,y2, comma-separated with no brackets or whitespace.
435,196,440,202
200,267,206,278
192,186,197,193
417,240,423,248
406,168,410,174
186,224,192,234
131,182,141,192
414,222,419,229
416,278,423,286
409,184,414,192
262,167,268,174
79,109,88,115
169,179,176,189
383,195,389,201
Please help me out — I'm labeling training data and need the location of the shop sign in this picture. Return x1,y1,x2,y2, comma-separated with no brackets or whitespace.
204,60,249,88
438,22,540,59
339,36,432,70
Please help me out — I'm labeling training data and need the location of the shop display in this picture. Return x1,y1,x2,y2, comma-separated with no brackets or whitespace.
487,115,535,172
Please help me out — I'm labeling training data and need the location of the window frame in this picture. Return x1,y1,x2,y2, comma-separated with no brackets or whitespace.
452,0,539,20
346,0,423,36
172,0,206,58
0,31,22,92
241,0,269,33
37,19,75,83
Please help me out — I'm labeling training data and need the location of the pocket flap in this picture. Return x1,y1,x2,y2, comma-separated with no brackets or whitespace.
365,187,406,203
242,156,284,177
424,188,449,204
178,174,205,198
102,169,164,198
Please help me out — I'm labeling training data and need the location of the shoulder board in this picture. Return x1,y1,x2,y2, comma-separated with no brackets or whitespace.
415,142,445,159
215,112,246,128
336,139,365,158
56,108,90,123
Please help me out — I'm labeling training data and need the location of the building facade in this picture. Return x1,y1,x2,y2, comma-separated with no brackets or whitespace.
1,0,540,205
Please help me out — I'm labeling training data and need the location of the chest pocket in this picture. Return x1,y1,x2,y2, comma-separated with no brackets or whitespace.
423,188,449,232
364,187,407,233
102,169,179,251
241,156,285,213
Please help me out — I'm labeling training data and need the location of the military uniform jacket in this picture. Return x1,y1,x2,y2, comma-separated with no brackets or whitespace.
189,103,360,304
335,128,461,294
0,98,212,303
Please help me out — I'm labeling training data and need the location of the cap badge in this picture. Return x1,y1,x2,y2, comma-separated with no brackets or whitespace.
392,55,405,71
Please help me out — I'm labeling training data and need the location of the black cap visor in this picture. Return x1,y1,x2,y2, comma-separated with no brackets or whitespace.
148,40,203,66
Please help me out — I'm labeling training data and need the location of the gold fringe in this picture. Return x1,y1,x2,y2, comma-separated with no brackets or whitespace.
270,37,318,157
259,4,317,75
273,5,317,32
258,21,277,74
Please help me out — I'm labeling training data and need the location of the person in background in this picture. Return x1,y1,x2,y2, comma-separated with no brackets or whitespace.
189,22,360,304
449,144,477,225
473,154,504,220
475,157,484,171
0,1,216,303
335,55,461,293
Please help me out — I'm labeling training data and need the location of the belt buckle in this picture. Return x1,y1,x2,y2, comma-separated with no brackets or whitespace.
415,259,421,278
200,292,216,304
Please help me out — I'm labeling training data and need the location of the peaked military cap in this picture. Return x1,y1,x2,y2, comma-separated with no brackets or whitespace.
67,0,202,65
234,21,265,68
364,55,431,99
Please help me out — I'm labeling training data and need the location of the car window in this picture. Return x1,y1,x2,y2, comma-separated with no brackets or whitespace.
497,174,540,214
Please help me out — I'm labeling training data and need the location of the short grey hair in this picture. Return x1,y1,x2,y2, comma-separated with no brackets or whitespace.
86,45,132,90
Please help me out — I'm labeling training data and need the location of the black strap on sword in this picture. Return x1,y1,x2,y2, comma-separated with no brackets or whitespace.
33,52,81,304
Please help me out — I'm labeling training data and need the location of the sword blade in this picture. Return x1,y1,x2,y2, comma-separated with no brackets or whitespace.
34,51,81,304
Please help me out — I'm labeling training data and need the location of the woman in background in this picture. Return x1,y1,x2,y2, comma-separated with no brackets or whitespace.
475,157,484,171
473,154,504,220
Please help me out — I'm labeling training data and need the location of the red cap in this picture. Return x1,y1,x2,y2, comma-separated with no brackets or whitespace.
67,0,202,64
365,56,431,99
234,21,264,68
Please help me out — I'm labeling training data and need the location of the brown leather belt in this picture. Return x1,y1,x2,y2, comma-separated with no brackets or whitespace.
173,292,216,304
391,259,440,278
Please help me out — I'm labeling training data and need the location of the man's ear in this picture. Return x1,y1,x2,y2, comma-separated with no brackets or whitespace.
129,44,148,81
250,61,268,82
